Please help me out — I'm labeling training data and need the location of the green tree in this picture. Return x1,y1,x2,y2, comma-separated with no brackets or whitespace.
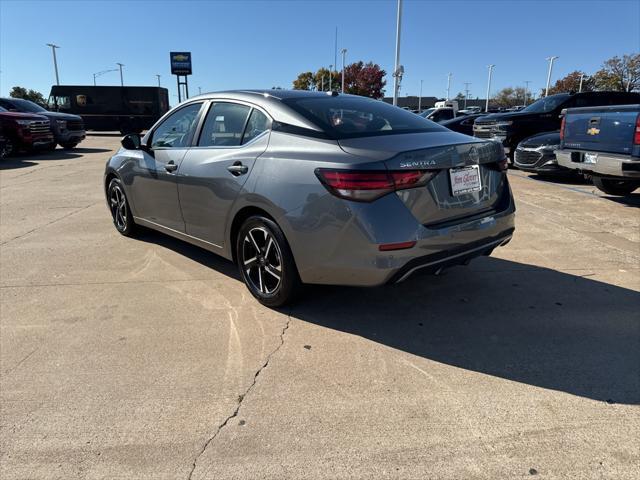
313,68,340,91
592,54,640,92
454,92,465,101
9,86,47,107
493,87,528,108
292,71,315,90
547,71,594,95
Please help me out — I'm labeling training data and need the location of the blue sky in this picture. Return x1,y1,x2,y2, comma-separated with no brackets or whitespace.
1,0,638,101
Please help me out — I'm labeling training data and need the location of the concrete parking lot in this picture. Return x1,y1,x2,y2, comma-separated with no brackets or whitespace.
1,135,638,479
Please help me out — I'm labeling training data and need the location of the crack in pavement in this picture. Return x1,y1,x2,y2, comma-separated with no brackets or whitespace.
0,202,100,246
186,312,292,480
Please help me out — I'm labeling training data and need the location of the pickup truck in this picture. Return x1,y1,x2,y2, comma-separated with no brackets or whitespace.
0,97,85,150
556,104,640,196
473,91,640,161
0,106,55,156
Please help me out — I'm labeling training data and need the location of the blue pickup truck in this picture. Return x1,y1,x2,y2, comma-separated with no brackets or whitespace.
556,104,640,196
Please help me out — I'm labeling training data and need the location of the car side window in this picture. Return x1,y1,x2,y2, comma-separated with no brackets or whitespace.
150,102,202,149
242,109,271,144
198,102,251,147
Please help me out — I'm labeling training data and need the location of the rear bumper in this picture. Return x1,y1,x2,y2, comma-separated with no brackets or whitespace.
285,184,516,287
556,150,640,179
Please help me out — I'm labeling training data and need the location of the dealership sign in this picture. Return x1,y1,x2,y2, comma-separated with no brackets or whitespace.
170,52,192,75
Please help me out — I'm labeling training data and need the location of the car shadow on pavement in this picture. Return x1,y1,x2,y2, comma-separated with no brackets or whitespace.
288,257,640,405
130,230,639,405
0,147,114,170
599,193,640,208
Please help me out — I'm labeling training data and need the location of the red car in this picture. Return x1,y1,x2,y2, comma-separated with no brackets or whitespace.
0,106,54,157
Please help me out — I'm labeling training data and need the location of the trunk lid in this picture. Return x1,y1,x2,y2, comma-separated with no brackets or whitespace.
563,105,639,155
340,132,510,227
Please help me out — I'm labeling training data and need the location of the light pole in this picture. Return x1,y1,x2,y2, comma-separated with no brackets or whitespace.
392,0,403,106
485,65,494,112
156,74,161,87
446,73,452,101
198,86,202,95
46,43,60,85
578,74,584,93
341,48,347,93
329,65,333,91
418,79,423,111
524,80,531,105
321,75,325,92
116,63,124,86
93,68,118,86
464,82,471,109
545,56,559,97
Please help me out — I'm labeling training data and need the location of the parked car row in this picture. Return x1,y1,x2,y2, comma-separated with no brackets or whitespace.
0,98,86,158
434,91,640,196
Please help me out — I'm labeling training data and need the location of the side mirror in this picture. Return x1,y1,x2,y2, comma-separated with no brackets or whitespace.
121,133,141,150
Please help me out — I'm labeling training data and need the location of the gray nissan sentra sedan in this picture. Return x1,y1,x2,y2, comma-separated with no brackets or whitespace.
104,90,515,307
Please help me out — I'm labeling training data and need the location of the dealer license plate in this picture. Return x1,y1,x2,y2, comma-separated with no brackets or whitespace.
450,165,482,196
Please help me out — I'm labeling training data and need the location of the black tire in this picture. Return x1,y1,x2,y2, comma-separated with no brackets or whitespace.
592,176,639,196
107,177,137,236
236,216,301,308
0,139,14,158
61,143,78,150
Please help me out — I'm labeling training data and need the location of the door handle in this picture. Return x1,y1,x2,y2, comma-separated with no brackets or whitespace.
165,161,178,173
227,162,249,176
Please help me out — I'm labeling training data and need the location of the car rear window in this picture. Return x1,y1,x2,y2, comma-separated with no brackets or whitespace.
282,95,445,139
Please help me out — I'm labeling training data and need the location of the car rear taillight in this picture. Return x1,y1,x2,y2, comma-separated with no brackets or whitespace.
634,114,640,145
315,169,436,202
560,116,566,141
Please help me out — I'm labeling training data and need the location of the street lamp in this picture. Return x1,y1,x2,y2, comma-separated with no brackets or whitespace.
485,65,495,112
418,79,423,111
524,80,531,105
116,63,124,86
446,73,452,101
464,82,471,109
579,74,585,93
545,56,559,97
46,43,60,85
155,74,161,87
392,0,403,106
93,68,118,86
341,48,347,93
329,64,333,91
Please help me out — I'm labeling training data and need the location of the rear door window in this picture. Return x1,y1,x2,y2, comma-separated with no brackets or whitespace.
242,109,271,144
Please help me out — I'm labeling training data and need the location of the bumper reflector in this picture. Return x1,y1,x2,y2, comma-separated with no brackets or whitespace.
379,241,416,252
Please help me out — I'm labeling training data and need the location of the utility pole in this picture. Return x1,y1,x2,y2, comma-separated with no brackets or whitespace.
524,80,531,105
198,86,202,95
46,43,60,85
392,0,403,106
321,75,325,91
578,74,584,93
341,48,347,93
156,74,161,87
418,79,423,111
446,72,452,100
464,82,471,109
334,27,338,79
545,56,559,97
116,63,124,86
485,65,495,112
329,65,333,91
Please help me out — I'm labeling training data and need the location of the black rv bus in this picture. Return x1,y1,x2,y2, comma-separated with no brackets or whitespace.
48,86,169,134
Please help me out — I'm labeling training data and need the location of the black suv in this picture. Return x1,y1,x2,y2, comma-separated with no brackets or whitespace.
473,91,640,160
0,97,85,150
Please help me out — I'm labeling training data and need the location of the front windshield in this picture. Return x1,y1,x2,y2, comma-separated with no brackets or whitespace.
521,94,570,113
420,108,435,118
8,98,47,113
283,95,445,139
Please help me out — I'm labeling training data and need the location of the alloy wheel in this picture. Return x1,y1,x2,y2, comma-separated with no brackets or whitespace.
241,227,283,295
109,184,128,231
